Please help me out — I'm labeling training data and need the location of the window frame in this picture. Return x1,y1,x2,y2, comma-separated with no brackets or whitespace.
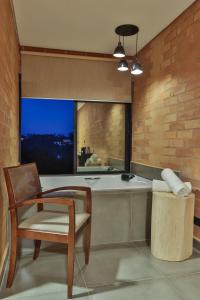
19,97,132,175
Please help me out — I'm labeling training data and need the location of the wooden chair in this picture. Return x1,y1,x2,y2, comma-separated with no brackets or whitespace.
4,163,92,299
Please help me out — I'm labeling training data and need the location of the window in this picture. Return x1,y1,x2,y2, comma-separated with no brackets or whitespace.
20,98,131,174
20,98,75,174
77,102,127,173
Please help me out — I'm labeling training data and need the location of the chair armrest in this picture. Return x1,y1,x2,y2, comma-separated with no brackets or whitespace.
39,186,91,195
38,186,92,214
11,197,74,209
13,198,75,236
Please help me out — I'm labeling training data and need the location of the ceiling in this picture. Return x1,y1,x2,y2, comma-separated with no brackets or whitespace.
12,0,195,55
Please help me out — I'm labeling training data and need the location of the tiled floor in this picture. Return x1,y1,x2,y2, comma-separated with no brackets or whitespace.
1,245,200,299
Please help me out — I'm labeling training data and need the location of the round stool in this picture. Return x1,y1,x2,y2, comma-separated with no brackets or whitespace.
151,191,195,261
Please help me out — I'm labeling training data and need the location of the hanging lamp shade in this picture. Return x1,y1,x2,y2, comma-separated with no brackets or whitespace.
131,61,143,75
131,32,143,75
113,41,125,58
117,59,129,71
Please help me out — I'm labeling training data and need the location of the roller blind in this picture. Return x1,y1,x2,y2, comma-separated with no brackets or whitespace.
21,54,131,103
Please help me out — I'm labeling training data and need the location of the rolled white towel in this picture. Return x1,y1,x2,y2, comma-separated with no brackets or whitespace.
161,168,191,197
152,179,192,193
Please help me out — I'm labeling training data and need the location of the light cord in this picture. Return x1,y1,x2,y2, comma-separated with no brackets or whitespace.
136,33,138,60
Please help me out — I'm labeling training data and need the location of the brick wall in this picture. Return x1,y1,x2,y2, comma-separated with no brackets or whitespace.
77,102,125,165
0,0,20,271
132,0,200,239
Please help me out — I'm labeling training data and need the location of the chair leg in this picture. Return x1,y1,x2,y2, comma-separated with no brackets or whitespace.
33,240,41,260
6,232,17,288
67,241,75,299
83,220,91,265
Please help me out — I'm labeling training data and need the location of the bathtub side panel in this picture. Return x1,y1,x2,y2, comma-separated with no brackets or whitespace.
129,192,152,242
90,192,131,246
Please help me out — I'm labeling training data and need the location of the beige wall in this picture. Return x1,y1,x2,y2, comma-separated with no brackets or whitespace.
132,1,200,239
0,0,20,273
77,102,125,165
21,54,131,103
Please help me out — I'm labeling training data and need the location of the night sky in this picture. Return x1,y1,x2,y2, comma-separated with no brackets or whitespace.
21,98,74,136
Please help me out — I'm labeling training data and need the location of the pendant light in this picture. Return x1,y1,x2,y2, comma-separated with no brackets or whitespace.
131,33,143,75
117,36,129,71
113,24,144,75
113,36,125,58
117,59,129,71
131,61,143,75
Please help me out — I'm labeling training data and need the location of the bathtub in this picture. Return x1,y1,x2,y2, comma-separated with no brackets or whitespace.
38,174,152,247
40,174,152,193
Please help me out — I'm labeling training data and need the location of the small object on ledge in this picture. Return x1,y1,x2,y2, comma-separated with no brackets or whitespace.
152,179,192,193
121,173,135,181
161,168,191,197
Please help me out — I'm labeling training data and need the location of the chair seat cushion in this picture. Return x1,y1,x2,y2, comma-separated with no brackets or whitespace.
18,210,90,234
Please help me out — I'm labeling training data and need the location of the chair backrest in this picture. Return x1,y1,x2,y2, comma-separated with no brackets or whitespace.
4,163,42,208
